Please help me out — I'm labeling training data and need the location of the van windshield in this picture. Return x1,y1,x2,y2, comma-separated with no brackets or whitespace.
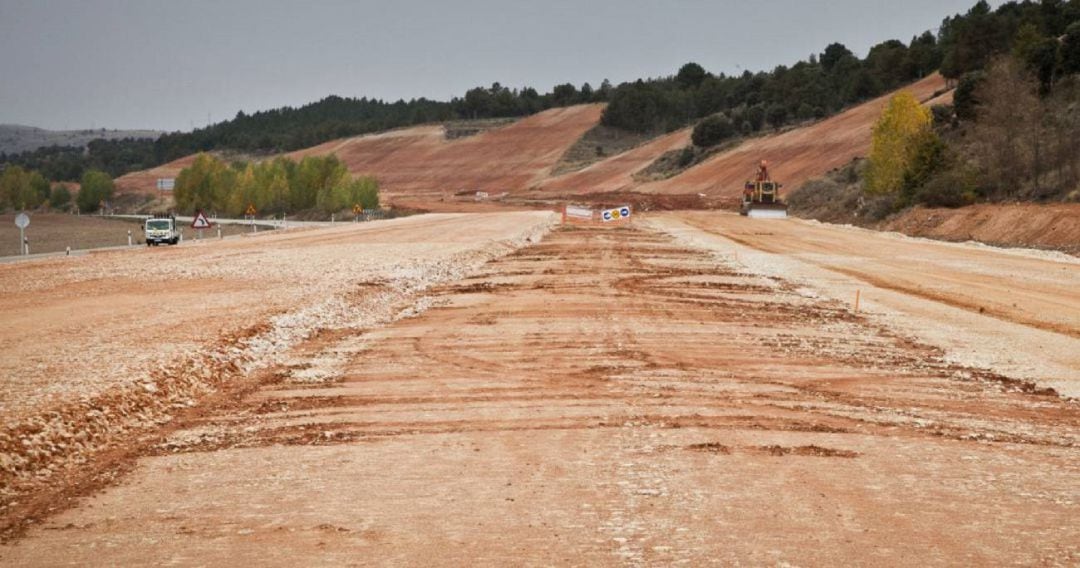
147,220,171,230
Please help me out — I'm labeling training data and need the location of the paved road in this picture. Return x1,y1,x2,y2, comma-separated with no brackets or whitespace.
110,213,331,227
3,216,1076,565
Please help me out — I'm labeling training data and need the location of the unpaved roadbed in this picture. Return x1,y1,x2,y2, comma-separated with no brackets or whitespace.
659,212,1080,396
2,220,1076,565
0,212,555,525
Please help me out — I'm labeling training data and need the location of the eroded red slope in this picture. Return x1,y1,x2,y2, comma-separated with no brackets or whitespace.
637,73,951,198
536,128,692,195
114,154,198,196
114,105,603,203
297,104,605,205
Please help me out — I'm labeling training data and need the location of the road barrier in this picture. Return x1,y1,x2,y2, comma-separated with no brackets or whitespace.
562,205,594,223
561,204,632,224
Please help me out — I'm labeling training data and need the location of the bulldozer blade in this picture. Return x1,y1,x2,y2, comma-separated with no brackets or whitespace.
747,208,788,219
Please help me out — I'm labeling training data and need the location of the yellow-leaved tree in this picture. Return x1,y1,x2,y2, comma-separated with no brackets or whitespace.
865,91,932,194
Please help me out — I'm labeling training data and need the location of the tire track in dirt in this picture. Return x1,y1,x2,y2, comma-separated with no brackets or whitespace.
4,221,1078,565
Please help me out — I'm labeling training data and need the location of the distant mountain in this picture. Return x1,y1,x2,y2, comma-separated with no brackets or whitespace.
0,124,163,154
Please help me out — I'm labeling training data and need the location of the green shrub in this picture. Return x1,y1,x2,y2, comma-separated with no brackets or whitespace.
691,115,735,147
76,170,114,212
49,185,71,208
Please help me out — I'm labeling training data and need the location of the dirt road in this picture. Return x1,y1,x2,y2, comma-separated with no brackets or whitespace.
2,216,1076,565
664,212,1080,396
0,213,554,511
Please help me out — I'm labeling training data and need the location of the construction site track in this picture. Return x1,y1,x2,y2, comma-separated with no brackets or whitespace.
3,220,1077,565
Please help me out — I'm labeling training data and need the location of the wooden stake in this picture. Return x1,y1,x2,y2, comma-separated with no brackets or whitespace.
854,289,861,313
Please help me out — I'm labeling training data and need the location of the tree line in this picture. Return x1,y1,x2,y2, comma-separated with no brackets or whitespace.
173,154,379,217
3,0,1078,194
0,138,159,185
0,165,113,212
610,31,944,145
858,0,1080,212
664,0,1079,149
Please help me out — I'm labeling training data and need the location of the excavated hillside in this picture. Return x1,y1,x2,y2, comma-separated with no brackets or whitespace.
114,76,950,210
113,154,198,196
536,128,692,195
114,105,604,204
634,73,951,200
293,104,604,208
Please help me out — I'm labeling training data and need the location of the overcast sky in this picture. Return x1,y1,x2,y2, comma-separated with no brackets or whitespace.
0,0,985,132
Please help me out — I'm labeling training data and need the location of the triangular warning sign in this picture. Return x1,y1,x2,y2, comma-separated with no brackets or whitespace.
191,210,212,229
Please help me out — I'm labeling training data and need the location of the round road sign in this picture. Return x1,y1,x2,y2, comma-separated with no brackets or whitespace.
14,213,30,229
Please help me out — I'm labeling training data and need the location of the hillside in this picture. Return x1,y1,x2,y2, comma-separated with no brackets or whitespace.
634,73,951,201
114,75,951,209
0,124,162,155
536,128,692,195
113,154,199,195
117,105,605,207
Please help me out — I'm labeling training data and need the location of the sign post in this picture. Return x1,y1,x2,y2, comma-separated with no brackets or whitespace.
600,205,632,223
191,210,212,241
352,203,363,223
14,213,29,255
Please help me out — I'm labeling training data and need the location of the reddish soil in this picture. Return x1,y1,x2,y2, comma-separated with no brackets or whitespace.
0,213,554,527
636,74,951,198
879,202,1080,255
536,128,692,194
113,154,198,195
292,105,605,206
111,76,951,212
2,219,1077,565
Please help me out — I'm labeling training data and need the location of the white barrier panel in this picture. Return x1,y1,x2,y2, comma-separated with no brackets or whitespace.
565,205,593,219
601,205,632,222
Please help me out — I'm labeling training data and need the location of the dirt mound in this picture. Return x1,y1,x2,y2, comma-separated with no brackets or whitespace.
635,74,951,197
879,203,1080,255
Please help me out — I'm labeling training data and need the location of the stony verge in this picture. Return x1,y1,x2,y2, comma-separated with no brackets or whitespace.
0,214,554,528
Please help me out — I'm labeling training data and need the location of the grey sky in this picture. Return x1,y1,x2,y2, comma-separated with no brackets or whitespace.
0,0,983,132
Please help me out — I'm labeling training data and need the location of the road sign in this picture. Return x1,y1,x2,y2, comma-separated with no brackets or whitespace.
352,204,363,215
601,205,632,222
191,210,212,229
245,204,256,216
156,178,175,191
15,212,30,255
